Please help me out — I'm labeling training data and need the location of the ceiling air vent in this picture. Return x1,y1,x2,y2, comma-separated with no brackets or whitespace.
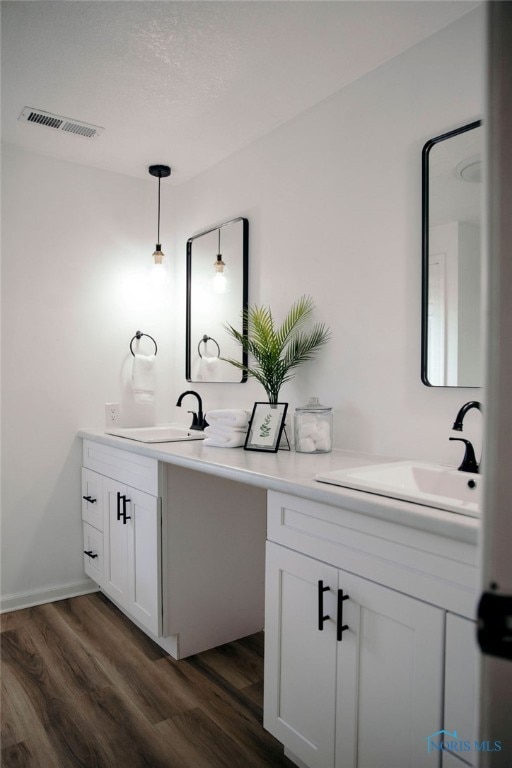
18,107,104,139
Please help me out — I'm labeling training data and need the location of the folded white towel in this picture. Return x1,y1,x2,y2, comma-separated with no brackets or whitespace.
132,354,156,403
206,409,251,428
204,432,246,448
204,424,247,438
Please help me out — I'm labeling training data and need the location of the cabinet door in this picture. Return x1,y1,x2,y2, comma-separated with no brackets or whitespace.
335,570,444,768
264,542,338,768
444,614,479,767
127,488,162,637
103,477,130,606
81,468,103,530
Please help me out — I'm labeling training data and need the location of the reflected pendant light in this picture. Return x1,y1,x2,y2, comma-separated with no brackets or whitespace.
213,228,227,293
148,164,171,274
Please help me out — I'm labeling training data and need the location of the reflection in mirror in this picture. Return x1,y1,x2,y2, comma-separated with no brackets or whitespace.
186,217,248,382
422,121,483,387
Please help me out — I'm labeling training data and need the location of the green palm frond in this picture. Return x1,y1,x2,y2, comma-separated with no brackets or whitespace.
222,295,331,403
274,295,314,349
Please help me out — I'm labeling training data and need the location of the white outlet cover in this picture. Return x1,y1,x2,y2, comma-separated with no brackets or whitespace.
105,403,120,426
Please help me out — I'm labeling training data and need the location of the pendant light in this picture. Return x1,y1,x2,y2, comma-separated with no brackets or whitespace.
148,164,171,278
213,227,227,294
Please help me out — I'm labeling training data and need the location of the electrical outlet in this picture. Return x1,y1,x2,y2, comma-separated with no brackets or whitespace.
105,403,120,427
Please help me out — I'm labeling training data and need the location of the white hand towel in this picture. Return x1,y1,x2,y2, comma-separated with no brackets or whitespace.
204,424,247,438
198,356,220,381
206,409,251,428
132,354,156,403
204,432,246,448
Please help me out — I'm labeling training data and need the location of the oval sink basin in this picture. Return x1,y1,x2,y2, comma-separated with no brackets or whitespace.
106,424,205,443
316,461,481,517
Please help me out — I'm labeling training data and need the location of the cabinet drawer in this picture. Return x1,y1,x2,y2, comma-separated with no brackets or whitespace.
83,439,159,495
81,468,103,530
83,522,104,584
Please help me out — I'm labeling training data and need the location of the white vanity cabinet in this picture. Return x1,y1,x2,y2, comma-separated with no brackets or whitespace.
265,542,444,768
80,437,267,659
81,440,162,637
264,491,479,768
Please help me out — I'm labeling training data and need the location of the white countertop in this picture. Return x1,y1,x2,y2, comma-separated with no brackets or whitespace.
78,428,479,545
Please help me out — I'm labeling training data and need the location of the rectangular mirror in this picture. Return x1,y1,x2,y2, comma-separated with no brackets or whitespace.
186,217,248,382
421,121,482,387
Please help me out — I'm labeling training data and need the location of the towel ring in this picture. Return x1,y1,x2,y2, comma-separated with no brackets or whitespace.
130,331,158,356
198,334,220,359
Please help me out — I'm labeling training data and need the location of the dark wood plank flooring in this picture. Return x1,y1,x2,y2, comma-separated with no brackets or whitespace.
1,592,296,768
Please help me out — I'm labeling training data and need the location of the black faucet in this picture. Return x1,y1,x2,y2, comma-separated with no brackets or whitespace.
452,400,482,431
176,390,208,431
450,401,482,473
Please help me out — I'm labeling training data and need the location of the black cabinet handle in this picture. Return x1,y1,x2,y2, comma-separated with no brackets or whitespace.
121,495,131,524
318,580,330,630
337,589,349,641
82,495,97,503
83,550,98,559
116,492,132,524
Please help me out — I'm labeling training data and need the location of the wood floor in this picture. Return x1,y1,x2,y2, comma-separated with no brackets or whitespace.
1,592,296,768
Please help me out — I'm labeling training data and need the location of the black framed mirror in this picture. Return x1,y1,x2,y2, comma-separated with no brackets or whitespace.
421,120,483,387
186,217,248,382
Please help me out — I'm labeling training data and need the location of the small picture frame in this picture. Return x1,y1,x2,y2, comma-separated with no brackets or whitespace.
244,402,289,452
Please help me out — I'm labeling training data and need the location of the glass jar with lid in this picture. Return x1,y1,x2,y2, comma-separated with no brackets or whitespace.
294,397,333,453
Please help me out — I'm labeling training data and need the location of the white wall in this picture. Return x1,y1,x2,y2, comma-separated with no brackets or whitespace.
1,146,177,607
1,8,485,607
172,8,485,459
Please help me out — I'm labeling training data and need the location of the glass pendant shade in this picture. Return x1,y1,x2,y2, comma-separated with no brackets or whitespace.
212,230,227,293
153,244,164,264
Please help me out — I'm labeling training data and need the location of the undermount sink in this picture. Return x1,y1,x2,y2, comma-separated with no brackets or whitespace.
106,424,205,443
316,460,481,517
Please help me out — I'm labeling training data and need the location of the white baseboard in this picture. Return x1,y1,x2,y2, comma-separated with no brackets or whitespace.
0,579,99,613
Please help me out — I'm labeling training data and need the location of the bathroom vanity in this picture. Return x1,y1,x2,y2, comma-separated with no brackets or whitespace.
81,437,266,658
78,430,480,768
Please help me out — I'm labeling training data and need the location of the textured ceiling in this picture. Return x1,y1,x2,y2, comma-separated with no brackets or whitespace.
1,1,478,184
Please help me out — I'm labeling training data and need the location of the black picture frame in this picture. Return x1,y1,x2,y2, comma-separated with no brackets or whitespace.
244,402,288,453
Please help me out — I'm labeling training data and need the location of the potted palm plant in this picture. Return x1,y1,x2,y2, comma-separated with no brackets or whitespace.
222,295,331,404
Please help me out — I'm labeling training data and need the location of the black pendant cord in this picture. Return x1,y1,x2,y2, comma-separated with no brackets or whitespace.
157,174,161,246
148,164,171,250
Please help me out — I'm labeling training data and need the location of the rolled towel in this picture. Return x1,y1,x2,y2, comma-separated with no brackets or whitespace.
206,409,251,428
313,435,331,452
316,420,331,435
299,422,319,440
204,432,246,448
298,437,316,453
132,354,156,403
